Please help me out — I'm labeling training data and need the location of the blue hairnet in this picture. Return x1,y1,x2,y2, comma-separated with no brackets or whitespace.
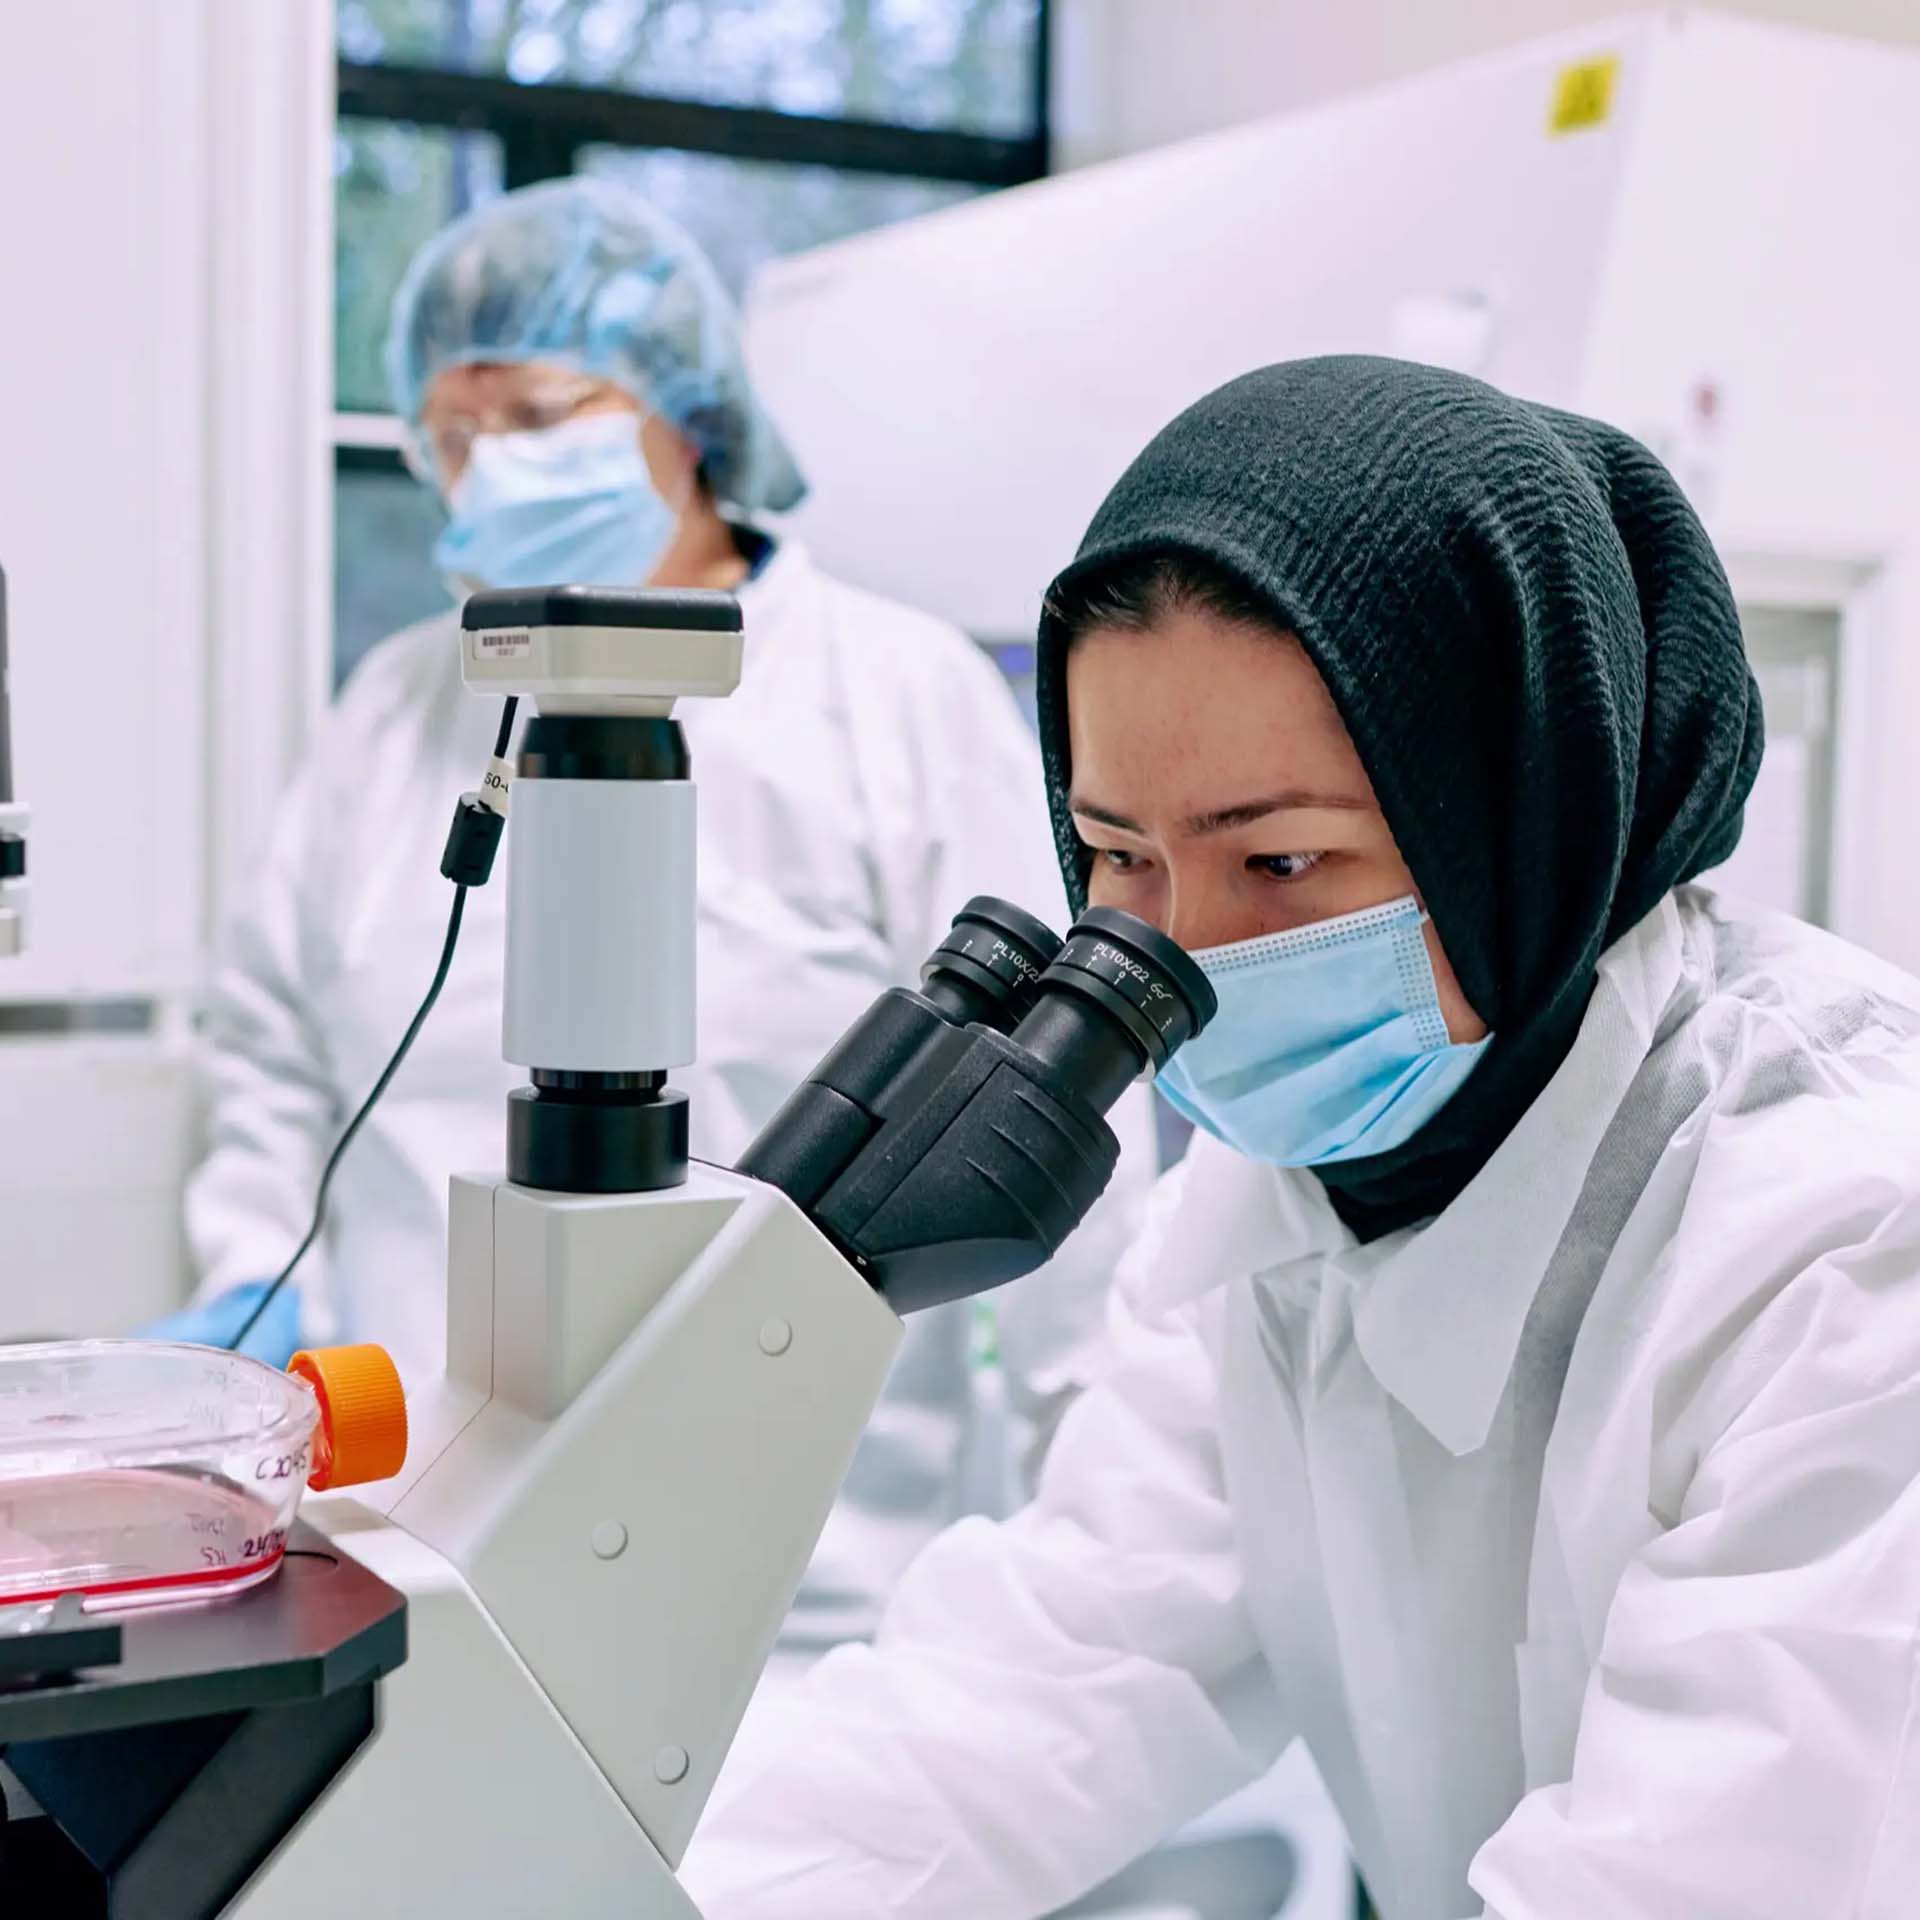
385,177,806,514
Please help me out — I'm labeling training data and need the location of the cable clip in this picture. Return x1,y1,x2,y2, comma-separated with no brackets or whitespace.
441,796,505,887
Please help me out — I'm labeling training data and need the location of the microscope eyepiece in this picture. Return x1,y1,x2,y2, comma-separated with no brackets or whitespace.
919,895,1063,1031
1006,906,1217,1114
737,896,1217,1311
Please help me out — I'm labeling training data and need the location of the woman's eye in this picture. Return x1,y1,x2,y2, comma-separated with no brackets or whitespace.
1093,847,1143,874
1249,851,1325,881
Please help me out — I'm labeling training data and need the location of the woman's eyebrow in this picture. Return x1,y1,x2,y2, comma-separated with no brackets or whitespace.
1184,790,1373,833
1071,790,1373,835
1068,796,1145,833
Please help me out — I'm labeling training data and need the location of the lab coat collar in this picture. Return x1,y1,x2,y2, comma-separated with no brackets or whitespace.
733,529,812,635
1344,893,1690,1455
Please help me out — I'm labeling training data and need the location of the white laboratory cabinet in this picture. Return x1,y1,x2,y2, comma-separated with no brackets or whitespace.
745,8,1920,972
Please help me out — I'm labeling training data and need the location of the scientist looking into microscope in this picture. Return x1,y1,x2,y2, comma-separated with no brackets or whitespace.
685,356,1920,1919
157,176,1153,1676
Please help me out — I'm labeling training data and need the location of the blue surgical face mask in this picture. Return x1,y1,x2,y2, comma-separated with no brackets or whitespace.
434,411,678,592
1156,895,1491,1167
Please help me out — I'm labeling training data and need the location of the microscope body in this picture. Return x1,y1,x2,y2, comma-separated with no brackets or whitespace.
0,587,1209,1917
237,589,904,1917
222,587,1207,1917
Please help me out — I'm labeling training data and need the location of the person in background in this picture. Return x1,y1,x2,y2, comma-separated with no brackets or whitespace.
157,177,1153,1673
681,357,1920,1918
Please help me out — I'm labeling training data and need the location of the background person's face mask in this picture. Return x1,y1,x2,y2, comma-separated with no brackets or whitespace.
434,410,678,592
1156,895,1491,1166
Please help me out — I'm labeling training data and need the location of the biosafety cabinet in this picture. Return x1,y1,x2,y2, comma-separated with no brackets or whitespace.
744,10,1920,969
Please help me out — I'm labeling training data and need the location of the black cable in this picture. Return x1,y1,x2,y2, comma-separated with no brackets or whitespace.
228,884,469,1354
226,693,518,1357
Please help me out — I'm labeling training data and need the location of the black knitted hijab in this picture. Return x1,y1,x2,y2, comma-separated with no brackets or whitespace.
1036,356,1763,1240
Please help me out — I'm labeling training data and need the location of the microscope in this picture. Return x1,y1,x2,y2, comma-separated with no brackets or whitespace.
0,567,27,958
0,587,1212,1917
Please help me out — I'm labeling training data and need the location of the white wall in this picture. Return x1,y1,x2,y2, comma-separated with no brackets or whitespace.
1054,0,1920,164
0,0,332,1334
0,1,332,1001
0,5,213,1003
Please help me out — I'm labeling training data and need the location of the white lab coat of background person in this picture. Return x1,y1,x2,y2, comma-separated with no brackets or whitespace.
184,536,1155,1660
684,887,1920,1919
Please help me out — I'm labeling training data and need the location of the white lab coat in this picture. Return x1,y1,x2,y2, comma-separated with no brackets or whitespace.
684,886,1920,1918
185,537,1153,1654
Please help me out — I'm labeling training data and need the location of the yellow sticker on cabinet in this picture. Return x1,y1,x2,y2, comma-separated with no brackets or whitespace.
1549,55,1620,135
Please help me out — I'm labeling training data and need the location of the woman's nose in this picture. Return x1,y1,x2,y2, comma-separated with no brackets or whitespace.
1163,879,1220,956
1163,874,1267,957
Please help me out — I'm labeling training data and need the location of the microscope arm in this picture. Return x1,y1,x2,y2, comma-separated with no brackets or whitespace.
235,1164,904,1918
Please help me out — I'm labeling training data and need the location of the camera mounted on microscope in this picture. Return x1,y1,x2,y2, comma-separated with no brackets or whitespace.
462,584,744,1197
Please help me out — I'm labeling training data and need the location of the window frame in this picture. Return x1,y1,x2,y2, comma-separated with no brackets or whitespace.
333,7,1051,475
337,36,1051,193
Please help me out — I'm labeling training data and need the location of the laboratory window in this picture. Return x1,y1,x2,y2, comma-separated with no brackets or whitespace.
330,0,1050,690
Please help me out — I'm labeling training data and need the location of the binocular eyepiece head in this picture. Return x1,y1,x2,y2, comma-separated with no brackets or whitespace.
737,894,1216,1312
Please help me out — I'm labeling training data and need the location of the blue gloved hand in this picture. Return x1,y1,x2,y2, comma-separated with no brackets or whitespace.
140,1280,301,1367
